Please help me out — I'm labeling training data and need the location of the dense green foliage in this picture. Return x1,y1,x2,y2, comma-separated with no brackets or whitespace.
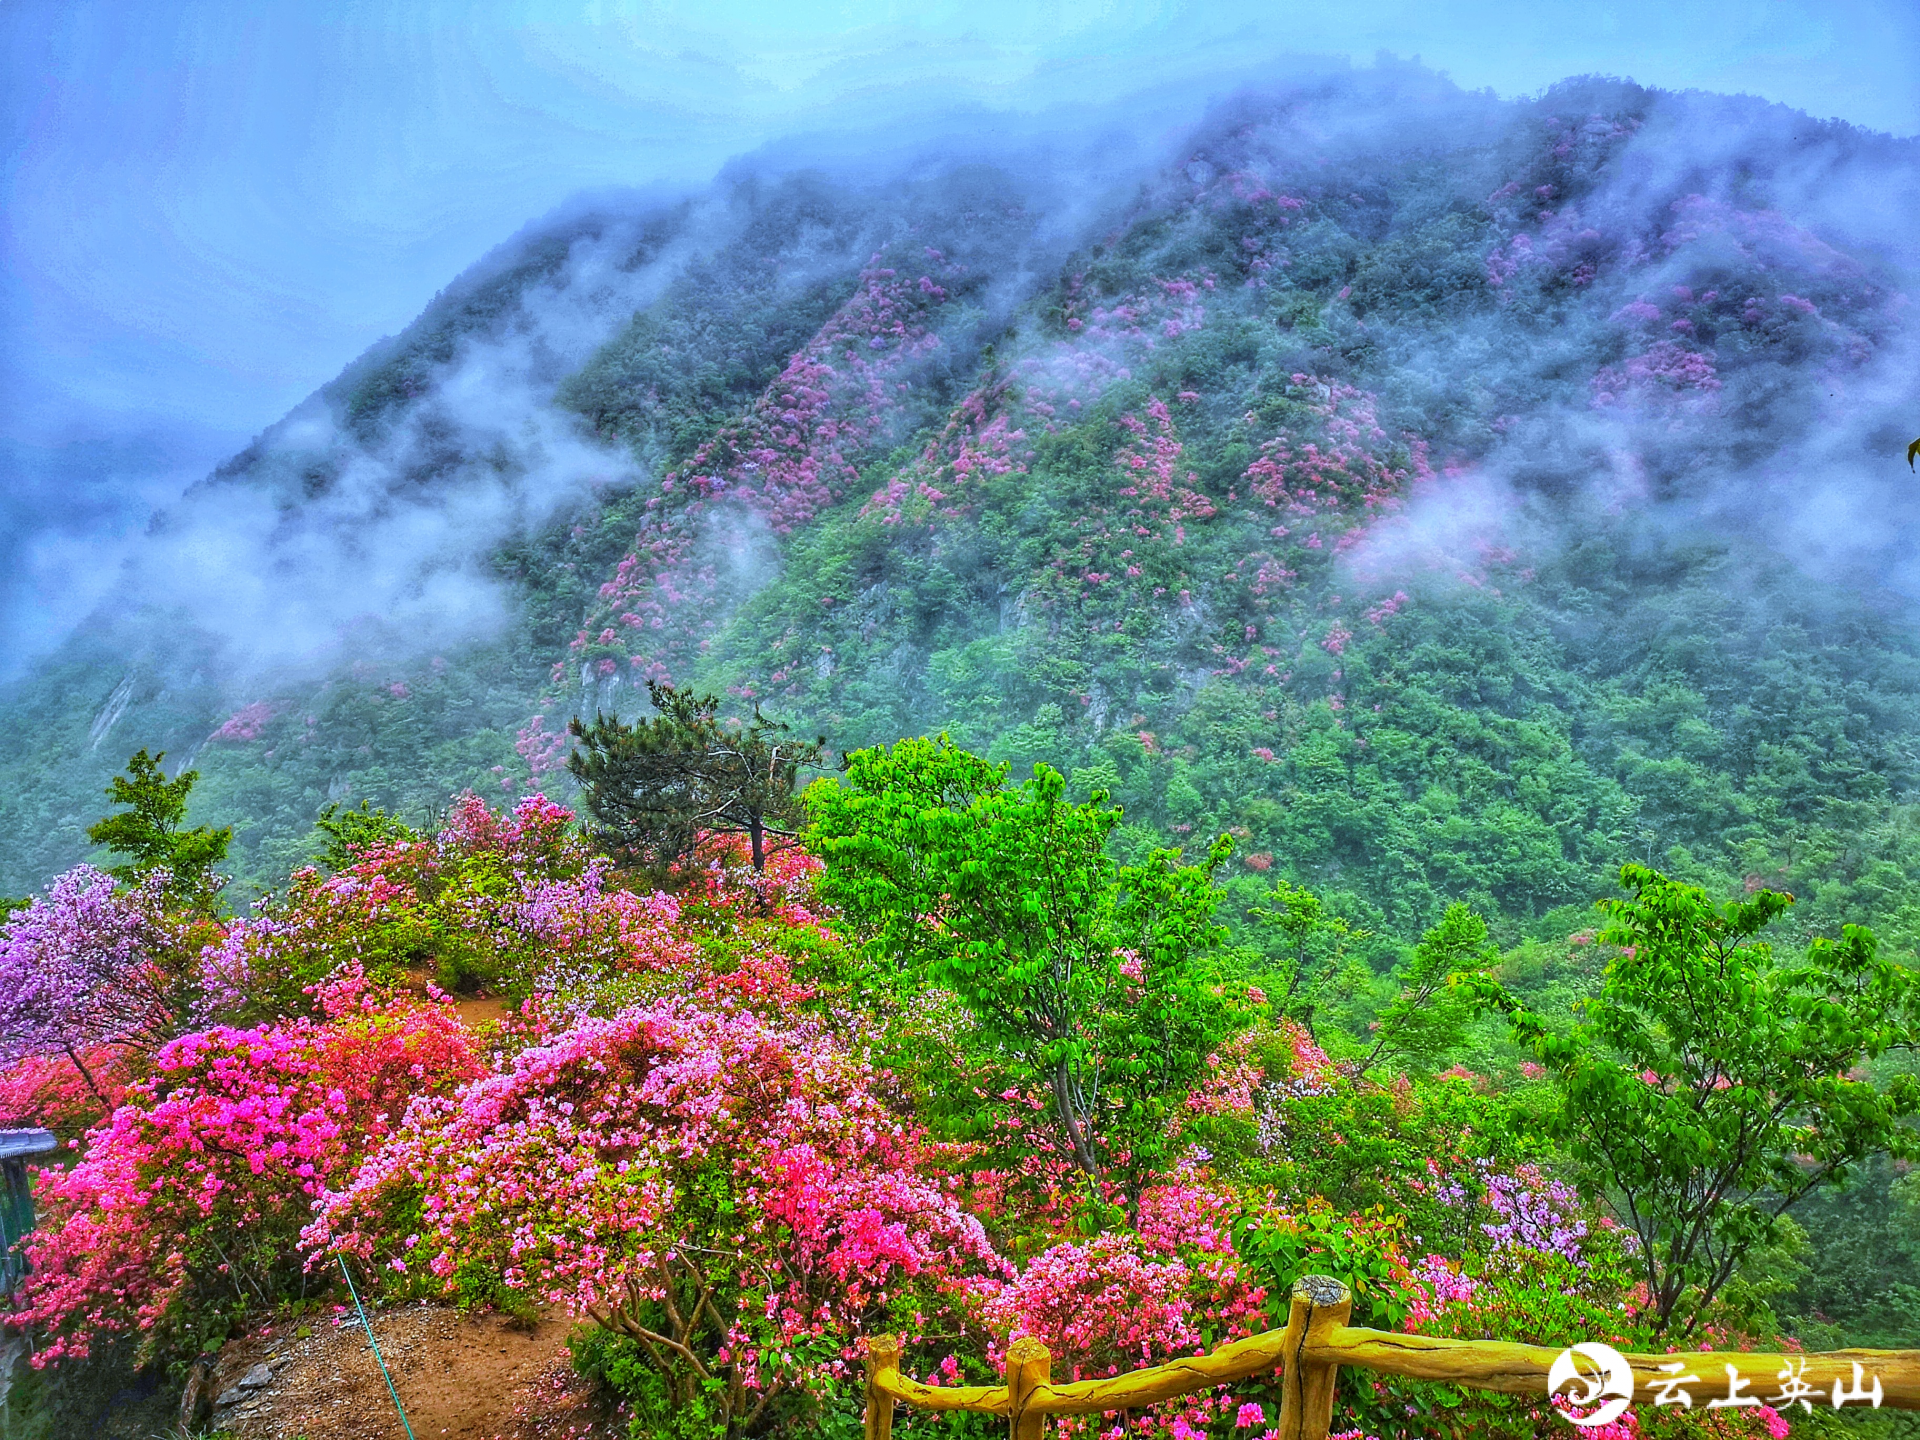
85,749,231,905
569,682,823,870
1490,866,1920,1335
809,739,1238,1202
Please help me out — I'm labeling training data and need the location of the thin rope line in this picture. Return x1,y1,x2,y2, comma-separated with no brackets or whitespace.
336,1253,417,1440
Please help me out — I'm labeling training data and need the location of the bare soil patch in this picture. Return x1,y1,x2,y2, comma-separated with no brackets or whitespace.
449,994,514,1029
207,1304,622,1440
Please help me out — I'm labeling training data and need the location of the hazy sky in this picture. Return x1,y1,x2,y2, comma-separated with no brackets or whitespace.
2,0,1917,658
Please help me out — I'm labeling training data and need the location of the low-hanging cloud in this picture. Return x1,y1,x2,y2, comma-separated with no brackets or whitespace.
92,204,710,681
17,63,1919,720
51,108,1155,694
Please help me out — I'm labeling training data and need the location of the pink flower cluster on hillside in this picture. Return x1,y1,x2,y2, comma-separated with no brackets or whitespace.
513,714,570,780
860,378,1033,525
209,793,693,1003
866,366,1427,698
674,830,828,932
560,258,961,697
666,267,945,534
210,701,280,743
1591,341,1722,412
862,272,1227,530
1243,381,1424,524
14,975,480,1364
1403,1253,1478,1329
1661,194,1850,273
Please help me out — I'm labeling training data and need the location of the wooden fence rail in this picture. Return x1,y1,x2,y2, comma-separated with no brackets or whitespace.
862,1275,1920,1440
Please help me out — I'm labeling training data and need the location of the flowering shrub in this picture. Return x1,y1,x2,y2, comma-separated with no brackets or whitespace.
986,1232,1207,1372
0,829,1854,1440
0,865,217,1101
1375,1249,1792,1440
958,1164,1278,1440
209,701,280,743
210,793,687,1011
309,999,999,1433
1590,340,1722,411
1368,1155,1790,1439
0,1047,134,1137
11,973,479,1364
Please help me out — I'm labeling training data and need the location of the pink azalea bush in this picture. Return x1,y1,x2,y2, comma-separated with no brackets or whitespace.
970,1163,1282,1440
12,970,480,1364
0,1047,137,1137
210,793,691,1012
308,998,999,1428
985,1167,1268,1378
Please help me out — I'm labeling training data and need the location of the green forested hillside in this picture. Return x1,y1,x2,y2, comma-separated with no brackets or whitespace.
4,70,1918,964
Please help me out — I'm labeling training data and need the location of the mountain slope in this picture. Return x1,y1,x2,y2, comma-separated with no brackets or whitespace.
5,68,1919,949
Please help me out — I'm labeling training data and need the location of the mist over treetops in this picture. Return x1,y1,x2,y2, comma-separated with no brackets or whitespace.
4,63,1918,955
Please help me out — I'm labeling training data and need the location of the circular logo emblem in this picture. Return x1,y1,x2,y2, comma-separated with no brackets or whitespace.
1548,1343,1634,1427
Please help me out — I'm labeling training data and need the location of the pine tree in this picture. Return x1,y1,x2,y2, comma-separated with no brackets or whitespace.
567,684,823,871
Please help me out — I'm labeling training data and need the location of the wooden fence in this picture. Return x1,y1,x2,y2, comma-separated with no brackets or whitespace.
861,1275,1920,1440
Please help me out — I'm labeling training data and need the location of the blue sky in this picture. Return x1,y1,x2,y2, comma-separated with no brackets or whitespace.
1,0,1917,656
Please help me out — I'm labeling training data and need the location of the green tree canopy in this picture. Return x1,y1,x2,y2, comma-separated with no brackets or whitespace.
1247,877,1369,1043
1354,902,1496,1078
1487,864,1920,1336
807,737,1240,1208
312,800,420,873
568,683,824,872
86,749,231,905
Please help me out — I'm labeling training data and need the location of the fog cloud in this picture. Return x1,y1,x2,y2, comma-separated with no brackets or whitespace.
105,210,709,678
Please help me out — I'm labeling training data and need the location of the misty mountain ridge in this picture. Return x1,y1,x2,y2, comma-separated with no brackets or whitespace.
6,64,1919,948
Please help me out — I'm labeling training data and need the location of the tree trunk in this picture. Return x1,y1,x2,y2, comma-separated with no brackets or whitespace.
64,1044,104,1105
749,816,766,872
1051,1060,1100,1176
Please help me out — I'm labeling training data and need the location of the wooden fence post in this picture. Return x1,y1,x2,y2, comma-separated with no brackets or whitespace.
864,1333,901,1440
1276,1275,1354,1440
1007,1336,1053,1440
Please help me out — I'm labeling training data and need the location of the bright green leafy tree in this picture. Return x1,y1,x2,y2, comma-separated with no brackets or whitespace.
312,800,420,873
1246,878,1368,1043
807,737,1238,1210
86,750,231,906
569,683,824,871
1486,864,1920,1336
800,735,1006,978
1354,903,1497,1078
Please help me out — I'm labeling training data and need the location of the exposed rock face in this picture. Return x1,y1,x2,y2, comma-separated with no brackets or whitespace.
213,1357,287,1423
0,1333,25,1413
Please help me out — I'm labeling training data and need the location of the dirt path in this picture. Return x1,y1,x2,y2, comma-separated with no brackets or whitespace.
207,1304,622,1440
